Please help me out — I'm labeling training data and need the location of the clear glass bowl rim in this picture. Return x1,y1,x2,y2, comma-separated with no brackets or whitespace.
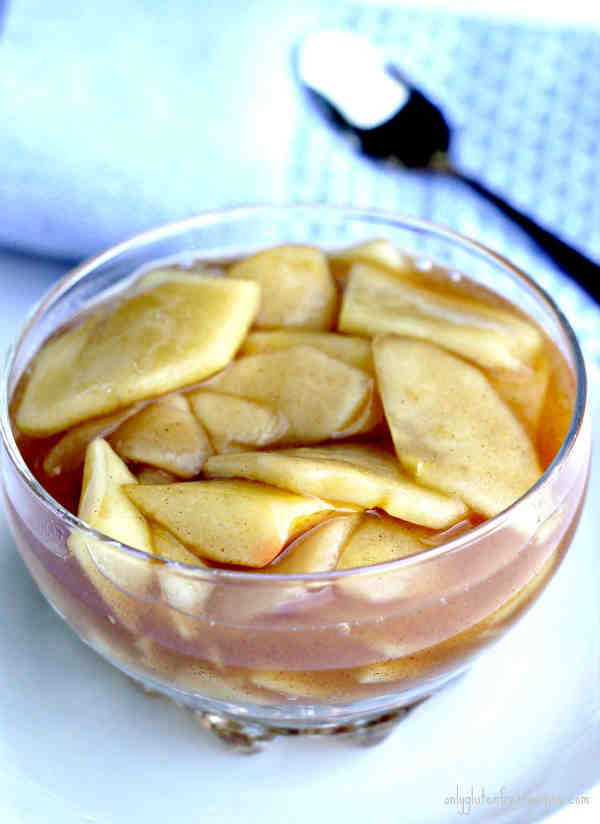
0,203,588,583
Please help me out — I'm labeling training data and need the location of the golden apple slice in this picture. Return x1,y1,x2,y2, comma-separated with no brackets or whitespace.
15,315,95,435
151,523,205,566
124,479,334,567
337,516,428,570
335,515,431,602
354,656,425,684
68,438,154,631
536,346,576,469
174,663,266,704
109,394,211,477
206,346,379,443
132,638,251,702
16,275,260,435
205,444,466,529
240,330,373,373
211,515,360,624
329,238,410,274
488,353,550,436
228,244,337,330
374,336,542,517
43,406,139,476
132,635,176,675
472,548,561,638
136,467,177,484
339,263,542,370
74,438,153,557
151,524,213,640
134,263,223,291
188,390,288,453
271,514,361,574
249,669,358,701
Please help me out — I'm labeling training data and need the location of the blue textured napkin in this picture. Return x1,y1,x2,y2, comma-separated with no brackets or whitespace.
1,2,599,360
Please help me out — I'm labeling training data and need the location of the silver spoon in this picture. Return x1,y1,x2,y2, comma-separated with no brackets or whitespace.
297,31,600,303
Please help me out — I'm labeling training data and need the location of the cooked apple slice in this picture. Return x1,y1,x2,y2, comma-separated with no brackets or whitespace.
15,315,95,435
16,275,260,435
173,662,266,704
131,635,176,675
374,336,542,518
536,347,576,469
488,353,550,436
249,669,357,701
133,641,259,702
339,263,542,370
354,656,425,684
206,346,379,443
43,406,139,476
151,524,213,640
74,438,153,557
109,394,211,477
228,244,337,330
68,438,155,631
329,238,410,274
134,263,223,291
188,390,288,453
271,514,361,574
205,444,466,529
136,467,177,484
240,330,373,373
132,636,246,699
124,479,334,567
337,516,428,570
474,548,561,637
335,515,431,602
211,515,360,624
152,523,205,566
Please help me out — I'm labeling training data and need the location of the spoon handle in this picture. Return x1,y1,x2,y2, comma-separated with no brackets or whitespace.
450,168,600,303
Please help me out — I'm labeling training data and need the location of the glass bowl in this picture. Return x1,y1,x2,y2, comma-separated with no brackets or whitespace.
0,205,591,752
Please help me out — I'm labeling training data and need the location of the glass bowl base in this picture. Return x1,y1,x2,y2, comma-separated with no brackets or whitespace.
127,667,468,753
192,703,429,752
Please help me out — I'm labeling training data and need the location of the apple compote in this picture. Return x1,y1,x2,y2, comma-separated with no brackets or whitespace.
9,240,580,710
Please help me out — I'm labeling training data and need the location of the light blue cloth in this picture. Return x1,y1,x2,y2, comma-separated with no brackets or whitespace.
0,0,316,258
1,2,599,360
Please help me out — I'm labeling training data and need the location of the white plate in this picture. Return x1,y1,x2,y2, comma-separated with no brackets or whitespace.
1,251,599,824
